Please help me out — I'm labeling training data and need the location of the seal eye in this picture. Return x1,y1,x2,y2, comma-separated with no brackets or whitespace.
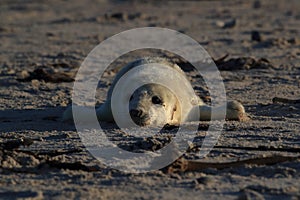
152,96,162,105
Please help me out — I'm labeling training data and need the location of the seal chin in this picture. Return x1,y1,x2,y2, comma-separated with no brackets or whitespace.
131,115,151,126
129,108,151,126
148,107,167,126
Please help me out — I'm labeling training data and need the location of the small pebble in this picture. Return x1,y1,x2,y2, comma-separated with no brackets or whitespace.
253,0,261,9
251,31,262,42
31,79,40,89
18,70,30,79
216,19,236,28
7,69,16,75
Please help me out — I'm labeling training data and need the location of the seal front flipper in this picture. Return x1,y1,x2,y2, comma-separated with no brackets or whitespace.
197,101,246,121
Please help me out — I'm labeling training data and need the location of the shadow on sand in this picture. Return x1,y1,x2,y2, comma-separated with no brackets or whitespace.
0,107,76,132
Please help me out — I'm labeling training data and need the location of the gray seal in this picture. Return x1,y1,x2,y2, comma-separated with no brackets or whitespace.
63,57,246,126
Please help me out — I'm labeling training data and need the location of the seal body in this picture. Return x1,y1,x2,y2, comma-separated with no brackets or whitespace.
63,57,246,125
96,57,202,126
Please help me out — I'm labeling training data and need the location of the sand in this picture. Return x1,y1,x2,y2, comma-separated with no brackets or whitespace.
0,0,299,199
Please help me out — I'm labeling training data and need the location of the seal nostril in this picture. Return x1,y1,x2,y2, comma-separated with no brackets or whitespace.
130,109,143,117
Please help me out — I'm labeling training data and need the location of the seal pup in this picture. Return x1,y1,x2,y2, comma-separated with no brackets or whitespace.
63,57,246,126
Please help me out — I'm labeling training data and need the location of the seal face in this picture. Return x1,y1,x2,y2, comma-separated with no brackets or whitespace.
129,83,180,126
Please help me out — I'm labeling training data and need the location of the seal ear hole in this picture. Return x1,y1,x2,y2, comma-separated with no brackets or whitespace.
152,96,163,105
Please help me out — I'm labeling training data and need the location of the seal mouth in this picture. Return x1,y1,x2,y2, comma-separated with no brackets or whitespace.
130,110,150,126
130,115,151,126
129,108,148,126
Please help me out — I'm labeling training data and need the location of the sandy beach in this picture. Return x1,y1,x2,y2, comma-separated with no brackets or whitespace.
0,0,300,199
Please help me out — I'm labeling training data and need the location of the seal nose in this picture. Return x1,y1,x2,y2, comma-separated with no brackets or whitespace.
130,109,143,118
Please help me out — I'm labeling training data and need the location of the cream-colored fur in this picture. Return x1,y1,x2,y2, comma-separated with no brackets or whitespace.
63,57,246,125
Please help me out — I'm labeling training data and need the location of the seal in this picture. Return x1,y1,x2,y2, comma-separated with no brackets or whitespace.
63,57,246,126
